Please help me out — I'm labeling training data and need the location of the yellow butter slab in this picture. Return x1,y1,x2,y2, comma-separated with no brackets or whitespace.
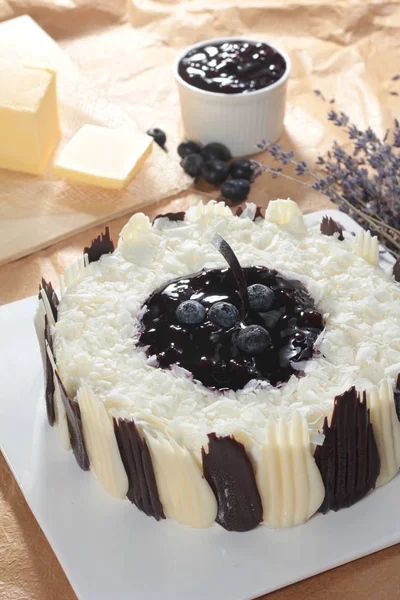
0,65,60,175
53,124,153,190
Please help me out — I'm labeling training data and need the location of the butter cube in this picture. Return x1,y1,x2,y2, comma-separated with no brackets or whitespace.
0,65,60,175
53,125,153,190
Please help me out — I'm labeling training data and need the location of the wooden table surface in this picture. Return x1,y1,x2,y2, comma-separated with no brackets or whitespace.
1,191,400,600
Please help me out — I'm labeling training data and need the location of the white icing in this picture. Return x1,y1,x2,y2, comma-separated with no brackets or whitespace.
60,254,89,296
256,413,324,528
354,229,379,266
144,430,217,528
46,341,71,450
367,379,400,487
77,384,128,498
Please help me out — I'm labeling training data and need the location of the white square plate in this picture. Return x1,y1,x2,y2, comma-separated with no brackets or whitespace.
1,210,399,600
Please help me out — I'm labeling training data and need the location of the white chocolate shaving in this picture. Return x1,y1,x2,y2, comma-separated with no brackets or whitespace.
354,229,379,266
265,199,308,235
46,341,71,450
77,384,128,498
186,199,232,223
60,254,89,296
144,431,217,528
367,379,400,487
256,412,324,528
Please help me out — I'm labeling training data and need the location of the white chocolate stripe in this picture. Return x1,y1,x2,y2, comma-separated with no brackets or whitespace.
39,288,56,327
144,431,217,528
60,254,89,296
265,199,308,235
33,298,46,371
77,384,128,499
256,413,324,528
45,341,71,450
367,379,400,487
354,229,379,266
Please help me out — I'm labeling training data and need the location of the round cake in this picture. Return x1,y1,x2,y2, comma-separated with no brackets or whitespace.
35,199,400,531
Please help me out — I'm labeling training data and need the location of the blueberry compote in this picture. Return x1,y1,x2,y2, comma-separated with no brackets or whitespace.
178,40,287,94
138,266,324,391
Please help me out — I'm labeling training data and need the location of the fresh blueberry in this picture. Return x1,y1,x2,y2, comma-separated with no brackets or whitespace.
221,179,250,204
248,284,275,312
229,159,254,181
237,325,271,355
202,142,231,162
202,159,229,185
208,302,239,328
175,300,206,325
181,153,204,177
146,128,166,148
178,140,202,158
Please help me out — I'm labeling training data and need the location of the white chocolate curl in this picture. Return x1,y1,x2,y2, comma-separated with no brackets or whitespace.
144,431,217,528
265,199,308,235
367,379,400,487
354,229,379,266
77,384,128,498
256,412,324,528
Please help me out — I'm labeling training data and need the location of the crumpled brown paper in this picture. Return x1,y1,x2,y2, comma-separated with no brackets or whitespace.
1,2,400,599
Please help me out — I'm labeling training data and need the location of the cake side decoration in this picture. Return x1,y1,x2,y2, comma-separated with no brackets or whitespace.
153,211,186,225
55,372,90,471
394,374,400,421
354,229,379,266
44,315,56,426
39,277,59,324
60,255,89,297
113,419,165,521
84,226,115,264
394,258,400,282
202,433,263,531
320,216,344,240
314,387,380,513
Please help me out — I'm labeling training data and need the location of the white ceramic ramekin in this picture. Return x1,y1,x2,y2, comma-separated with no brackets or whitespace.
174,37,291,157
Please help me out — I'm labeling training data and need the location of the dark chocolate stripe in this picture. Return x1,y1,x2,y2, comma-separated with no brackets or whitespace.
320,216,344,241
202,433,263,531
315,387,380,513
44,315,55,426
394,374,400,422
39,278,59,322
393,258,400,283
113,419,165,521
153,211,186,224
55,372,90,471
84,227,115,264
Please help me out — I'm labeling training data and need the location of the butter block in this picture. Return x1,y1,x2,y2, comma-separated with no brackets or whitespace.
53,125,153,190
0,65,61,175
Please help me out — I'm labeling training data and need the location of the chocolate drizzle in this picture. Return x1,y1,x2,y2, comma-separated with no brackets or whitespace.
44,315,55,426
394,374,400,422
393,258,400,283
55,372,90,471
153,211,186,224
202,433,263,531
84,226,114,264
39,278,59,322
320,216,344,241
113,419,165,520
314,387,380,513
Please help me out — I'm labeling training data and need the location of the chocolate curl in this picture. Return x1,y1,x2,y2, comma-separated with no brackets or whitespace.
212,233,250,318
202,433,263,531
235,206,244,217
55,372,90,471
113,419,165,520
254,206,265,220
39,278,59,323
393,258,400,283
152,211,186,224
320,216,344,241
394,374,400,422
84,226,115,264
44,315,55,426
315,387,380,513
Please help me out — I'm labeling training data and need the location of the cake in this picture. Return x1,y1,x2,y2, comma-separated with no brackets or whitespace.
35,199,400,531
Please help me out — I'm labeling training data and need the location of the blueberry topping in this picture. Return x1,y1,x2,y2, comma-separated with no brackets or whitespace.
146,128,166,148
181,153,204,177
229,159,254,181
209,302,239,328
202,159,229,185
248,284,275,311
202,142,231,162
221,179,251,204
178,140,202,158
237,325,271,355
175,300,206,325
